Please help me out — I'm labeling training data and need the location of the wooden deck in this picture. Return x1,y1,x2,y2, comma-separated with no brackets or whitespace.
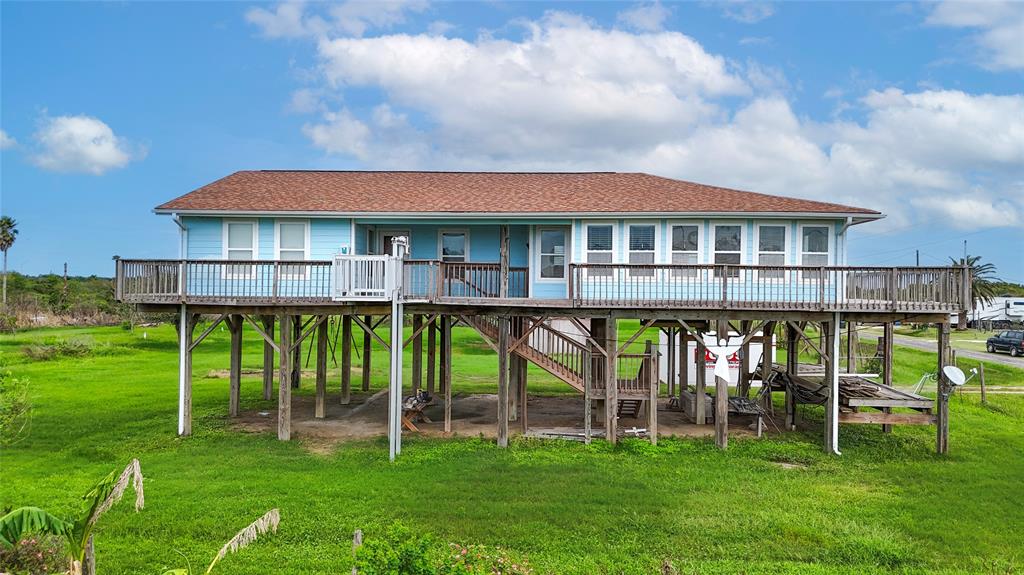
115,258,969,315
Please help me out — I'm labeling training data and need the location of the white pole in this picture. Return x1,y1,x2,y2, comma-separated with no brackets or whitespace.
178,303,188,436
388,236,408,461
828,312,841,455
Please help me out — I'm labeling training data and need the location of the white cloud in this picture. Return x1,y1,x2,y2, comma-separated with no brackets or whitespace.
738,36,772,46
31,114,142,175
616,2,671,32
0,129,16,150
926,1,1024,70
280,11,1021,231
286,88,323,114
721,1,775,24
246,0,428,39
427,20,454,36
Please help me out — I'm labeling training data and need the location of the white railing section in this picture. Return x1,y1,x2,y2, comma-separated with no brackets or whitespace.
332,255,392,301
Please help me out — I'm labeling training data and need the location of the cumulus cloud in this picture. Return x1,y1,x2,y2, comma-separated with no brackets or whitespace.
0,129,16,150
617,2,671,32
246,0,427,39
255,9,1021,231
31,114,143,175
926,1,1024,70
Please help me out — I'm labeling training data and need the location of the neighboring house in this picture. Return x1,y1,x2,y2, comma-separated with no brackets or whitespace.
115,171,970,458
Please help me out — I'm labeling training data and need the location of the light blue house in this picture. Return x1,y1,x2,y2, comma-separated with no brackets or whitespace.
116,170,968,456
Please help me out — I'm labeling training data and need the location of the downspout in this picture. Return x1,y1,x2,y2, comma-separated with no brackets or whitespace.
173,215,187,259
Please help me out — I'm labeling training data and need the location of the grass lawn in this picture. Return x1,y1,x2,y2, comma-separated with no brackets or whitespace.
890,325,1005,353
2,323,1023,574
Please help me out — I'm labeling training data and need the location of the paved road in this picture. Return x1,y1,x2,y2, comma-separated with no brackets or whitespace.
864,331,1024,369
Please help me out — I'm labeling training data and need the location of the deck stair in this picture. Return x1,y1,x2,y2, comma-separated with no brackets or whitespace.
459,315,588,392
617,399,643,419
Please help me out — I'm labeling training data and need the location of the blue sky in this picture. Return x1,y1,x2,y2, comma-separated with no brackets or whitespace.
1,1,1022,281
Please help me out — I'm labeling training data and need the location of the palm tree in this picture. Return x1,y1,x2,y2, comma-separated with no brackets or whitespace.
0,215,18,310
950,254,1000,330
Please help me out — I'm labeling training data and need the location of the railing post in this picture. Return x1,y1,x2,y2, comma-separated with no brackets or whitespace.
568,264,575,306
178,260,187,302
113,256,123,301
888,268,898,311
720,266,729,308
818,266,826,310
272,262,280,303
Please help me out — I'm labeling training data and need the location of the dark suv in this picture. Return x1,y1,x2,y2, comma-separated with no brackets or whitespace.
986,330,1024,357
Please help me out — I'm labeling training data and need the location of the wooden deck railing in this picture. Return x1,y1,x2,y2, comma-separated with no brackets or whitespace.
115,258,969,313
569,263,969,312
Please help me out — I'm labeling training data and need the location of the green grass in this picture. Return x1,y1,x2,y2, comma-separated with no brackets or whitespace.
2,323,1023,574
891,325,1006,353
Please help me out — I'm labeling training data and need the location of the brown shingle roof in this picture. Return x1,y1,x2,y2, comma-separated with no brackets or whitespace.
155,171,880,216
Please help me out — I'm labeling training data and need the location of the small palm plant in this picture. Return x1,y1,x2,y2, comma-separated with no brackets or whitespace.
951,254,1000,329
0,458,144,575
162,508,280,575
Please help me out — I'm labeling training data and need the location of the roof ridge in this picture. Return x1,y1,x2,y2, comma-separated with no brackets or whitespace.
253,170,621,174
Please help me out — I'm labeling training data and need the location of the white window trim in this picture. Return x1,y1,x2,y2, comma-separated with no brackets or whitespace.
534,226,569,283
797,222,833,281
711,221,746,266
668,219,703,280
275,219,311,279
583,221,617,277
438,228,470,262
754,221,790,281
221,219,259,280
625,220,660,278
378,228,411,256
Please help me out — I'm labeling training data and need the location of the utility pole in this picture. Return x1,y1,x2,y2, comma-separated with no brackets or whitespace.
915,250,919,266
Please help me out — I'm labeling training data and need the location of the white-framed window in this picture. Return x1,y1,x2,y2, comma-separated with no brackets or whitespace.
439,229,468,262
670,222,701,278
627,223,656,277
366,228,377,255
222,220,257,279
537,227,567,280
712,223,743,277
276,220,310,278
585,223,615,277
756,223,787,280
800,224,831,279
379,229,411,256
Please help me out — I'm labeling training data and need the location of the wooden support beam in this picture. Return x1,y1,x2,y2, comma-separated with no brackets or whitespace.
497,315,510,448
646,340,658,445
785,322,799,430
786,320,826,361
666,327,676,399
738,320,751,398
839,412,937,425
937,321,951,454
518,351,528,433
442,315,452,434
615,318,657,356
605,318,618,443
362,315,372,391
882,321,894,432
315,316,328,419
714,319,729,449
509,318,520,423
760,322,774,412
678,329,688,411
278,314,292,441
427,318,437,394
261,316,275,401
189,313,227,352
583,343,592,444
341,315,352,405
228,315,242,417
291,315,301,389
412,314,423,395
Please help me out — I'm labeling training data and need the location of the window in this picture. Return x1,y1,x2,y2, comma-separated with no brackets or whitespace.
224,221,256,278
801,225,829,279
366,228,377,255
757,224,787,279
586,224,614,277
440,231,467,262
277,221,308,278
538,228,566,280
628,224,656,277
670,224,699,278
713,224,742,277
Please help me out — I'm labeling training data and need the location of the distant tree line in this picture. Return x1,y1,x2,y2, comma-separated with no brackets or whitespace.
1,272,131,329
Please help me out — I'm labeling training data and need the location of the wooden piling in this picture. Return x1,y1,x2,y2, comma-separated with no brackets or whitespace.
979,362,987,404
605,317,618,443
315,316,328,419
278,314,292,441
678,329,688,410
666,327,676,399
738,320,751,398
823,318,837,453
937,321,950,454
442,315,452,434
412,314,423,396
646,340,658,445
178,309,196,437
497,315,510,448
228,314,242,417
695,333,707,425
341,315,352,405
291,315,301,389
785,323,799,430
427,317,436,394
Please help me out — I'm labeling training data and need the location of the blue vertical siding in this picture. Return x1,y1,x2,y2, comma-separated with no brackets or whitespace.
183,216,223,259
310,219,351,259
258,219,274,260
184,216,351,260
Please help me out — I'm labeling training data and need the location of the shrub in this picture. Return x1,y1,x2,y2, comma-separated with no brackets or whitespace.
0,534,67,574
354,523,532,575
21,337,117,361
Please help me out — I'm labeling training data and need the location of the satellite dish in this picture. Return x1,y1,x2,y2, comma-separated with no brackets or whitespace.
943,366,967,386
